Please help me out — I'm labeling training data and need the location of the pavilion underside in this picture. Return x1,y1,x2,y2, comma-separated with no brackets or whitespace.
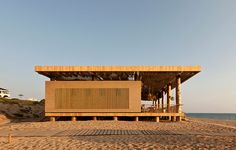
35,66,201,122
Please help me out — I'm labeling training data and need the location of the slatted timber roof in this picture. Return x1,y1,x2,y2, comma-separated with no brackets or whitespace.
35,66,201,99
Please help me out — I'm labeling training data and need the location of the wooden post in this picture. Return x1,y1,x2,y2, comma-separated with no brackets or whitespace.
8,125,12,143
171,116,176,122
72,116,76,122
176,116,182,121
93,116,97,121
135,117,139,121
176,75,182,114
157,98,160,110
50,117,55,122
155,116,159,122
113,116,118,121
162,90,165,112
167,84,172,113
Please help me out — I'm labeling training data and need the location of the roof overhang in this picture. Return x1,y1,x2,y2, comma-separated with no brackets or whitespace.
35,66,201,99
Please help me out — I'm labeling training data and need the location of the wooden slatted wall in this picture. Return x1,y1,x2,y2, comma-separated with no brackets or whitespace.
55,88,129,109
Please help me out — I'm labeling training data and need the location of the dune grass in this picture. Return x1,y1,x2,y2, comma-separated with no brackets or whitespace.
0,97,42,105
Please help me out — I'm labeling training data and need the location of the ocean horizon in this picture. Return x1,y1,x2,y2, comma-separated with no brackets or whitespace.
187,113,236,121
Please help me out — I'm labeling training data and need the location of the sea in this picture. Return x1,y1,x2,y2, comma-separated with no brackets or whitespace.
187,113,236,121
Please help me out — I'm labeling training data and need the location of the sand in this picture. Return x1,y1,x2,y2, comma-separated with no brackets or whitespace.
0,118,235,149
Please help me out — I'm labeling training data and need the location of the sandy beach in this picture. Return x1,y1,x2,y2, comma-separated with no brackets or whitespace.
0,118,235,149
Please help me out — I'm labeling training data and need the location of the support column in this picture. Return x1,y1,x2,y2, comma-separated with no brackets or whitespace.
167,84,172,113
135,117,139,121
176,116,181,121
171,116,176,122
72,116,76,122
157,98,160,110
93,116,97,121
113,116,118,121
155,116,159,122
162,90,165,112
176,75,182,113
50,117,55,122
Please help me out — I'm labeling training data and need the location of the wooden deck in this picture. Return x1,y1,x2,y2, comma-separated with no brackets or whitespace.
45,112,184,117
46,112,184,122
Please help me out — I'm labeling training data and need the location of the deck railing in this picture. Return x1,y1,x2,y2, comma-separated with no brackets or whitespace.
141,105,180,113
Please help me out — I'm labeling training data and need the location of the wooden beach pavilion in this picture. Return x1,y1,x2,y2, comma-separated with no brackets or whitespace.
35,66,201,122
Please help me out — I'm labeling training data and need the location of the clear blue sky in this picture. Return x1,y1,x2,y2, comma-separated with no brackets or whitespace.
0,1,235,113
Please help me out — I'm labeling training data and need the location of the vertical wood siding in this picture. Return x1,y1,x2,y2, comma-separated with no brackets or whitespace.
55,88,129,109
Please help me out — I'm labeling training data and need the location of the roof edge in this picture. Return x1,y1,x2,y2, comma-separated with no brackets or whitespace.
35,65,201,72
